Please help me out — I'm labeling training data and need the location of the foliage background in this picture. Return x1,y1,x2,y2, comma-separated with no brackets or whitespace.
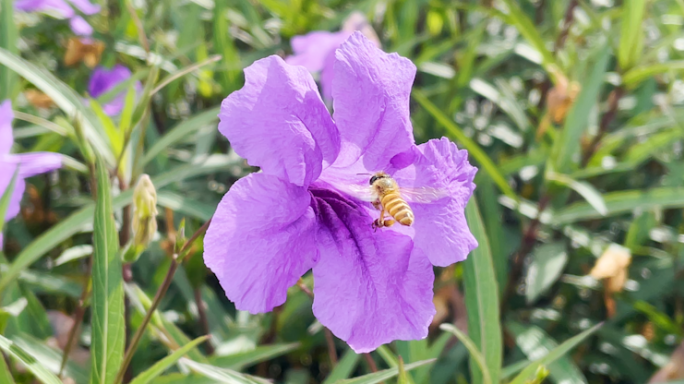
1,0,684,383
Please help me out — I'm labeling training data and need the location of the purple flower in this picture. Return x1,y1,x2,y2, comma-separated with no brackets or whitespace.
15,0,100,36
204,33,477,353
88,65,140,116
0,100,62,248
286,12,380,101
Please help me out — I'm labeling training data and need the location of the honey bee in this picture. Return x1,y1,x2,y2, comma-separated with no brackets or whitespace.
368,171,414,228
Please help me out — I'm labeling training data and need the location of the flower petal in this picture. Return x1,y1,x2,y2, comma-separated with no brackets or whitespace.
16,152,63,178
203,173,319,313
66,0,100,15
219,56,339,187
15,0,74,18
88,65,137,115
332,32,416,170
393,138,478,266
310,188,435,353
0,162,22,221
69,15,93,36
0,100,13,154
286,31,351,100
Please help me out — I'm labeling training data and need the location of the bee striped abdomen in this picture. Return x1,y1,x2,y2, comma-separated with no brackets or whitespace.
381,192,414,226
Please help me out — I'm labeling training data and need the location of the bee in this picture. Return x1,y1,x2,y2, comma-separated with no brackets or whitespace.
368,171,414,229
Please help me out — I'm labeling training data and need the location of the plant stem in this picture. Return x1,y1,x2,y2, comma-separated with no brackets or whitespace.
194,287,215,355
114,218,211,384
581,87,625,166
58,264,91,377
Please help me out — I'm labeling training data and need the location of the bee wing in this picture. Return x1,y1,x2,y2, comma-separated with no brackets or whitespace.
336,184,376,202
399,186,450,204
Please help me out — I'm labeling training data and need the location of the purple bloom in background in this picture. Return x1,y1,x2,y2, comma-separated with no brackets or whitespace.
0,100,62,248
15,0,100,35
88,65,139,116
286,12,380,101
204,33,478,352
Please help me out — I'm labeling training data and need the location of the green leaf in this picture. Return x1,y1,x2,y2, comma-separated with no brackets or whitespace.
546,172,608,216
180,358,270,384
525,242,568,304
376,346,416,384
12,333,88,384
0,334,63,384
0,0,17,99
622,61,684,87
439,324,491,384
470,78,531,132
142,107,220,165
412,89,516,200
0,157,241,293
0,168,19,235
0,350,15,384
90,158,125,384
213,0,241,92
397,357,409,384
463,199,501,384
498,0,556,70
157,192,215,221
335,359,436,384
508,322,602,384
209,343,300,370
322,349,361,384
618,0,647,70
0,47,114,165
553,187,684,224
129,336,209,384
90,99,123,157
552,46,610,173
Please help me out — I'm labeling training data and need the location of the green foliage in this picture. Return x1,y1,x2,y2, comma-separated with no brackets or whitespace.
2,0,684,383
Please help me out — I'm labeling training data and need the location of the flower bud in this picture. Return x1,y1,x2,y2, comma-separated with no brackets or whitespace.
127,175,157,262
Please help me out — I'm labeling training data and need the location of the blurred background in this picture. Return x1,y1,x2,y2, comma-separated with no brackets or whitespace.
1,0,684,383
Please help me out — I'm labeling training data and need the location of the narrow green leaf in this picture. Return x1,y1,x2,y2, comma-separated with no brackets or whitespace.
463,199,501,384
210,343,300,370
142,107,220,165
0,157,241,293
180,358,270,384
0,0,17,99
439,324,491,384
412,89,516,200
622,61,684,87
470,78,531,132
553,187,684,224
508,323,602,384
90,158,125,384
477,177,507,296
90,99,122,156
552,46,610,173
618,0,647,70
0,168,19,235
130,64,160,134
546,172,608,216
525,242,568,304
376,346,416,384
130,336,209,384
0,350,15,384
0,334,63,384
335,359,436,384
213,0,241,92
12,333,88,384
322,350,360,384
0,47,114,165
498,0,556,69
397,357,409,384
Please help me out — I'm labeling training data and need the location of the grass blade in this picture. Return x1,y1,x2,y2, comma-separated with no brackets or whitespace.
618,0,646,70
463,199,502,384
0,47,114,165
210,343,300,370
90,158,125,384
336,359,436,384
439,324,491,384
552,46,610,173
142,107,220,165
498,0,556,70
322,350,361,384
0,168,19,235
130,336,209,384
0,334,63,384
412,89,516,200
546,172,608,216
508,323,602,384
0,0,17,99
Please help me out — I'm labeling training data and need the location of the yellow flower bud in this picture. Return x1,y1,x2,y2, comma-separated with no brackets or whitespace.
131,175,158,258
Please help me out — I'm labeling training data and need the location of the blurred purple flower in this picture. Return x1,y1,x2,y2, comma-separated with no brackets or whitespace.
286,12,380,100
15,0,100,36
0,100,62,248
88,65,140,116
204,33,478,353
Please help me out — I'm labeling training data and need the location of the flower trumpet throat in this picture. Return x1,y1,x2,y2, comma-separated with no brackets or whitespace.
204,32,478,353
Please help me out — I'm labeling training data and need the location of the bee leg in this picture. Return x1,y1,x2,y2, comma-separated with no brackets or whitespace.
372,200,382,211
384,219,395,227
372,206,387,231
